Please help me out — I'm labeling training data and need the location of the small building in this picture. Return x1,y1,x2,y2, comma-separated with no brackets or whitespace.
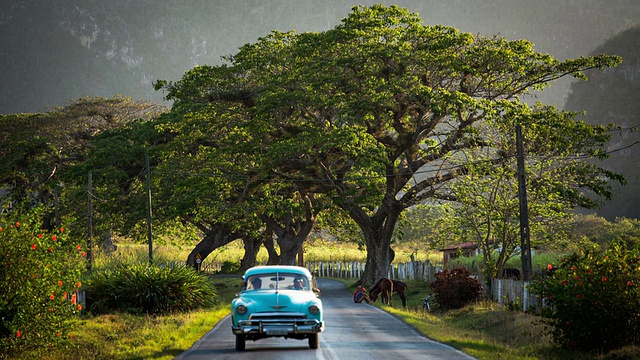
439,241,480,265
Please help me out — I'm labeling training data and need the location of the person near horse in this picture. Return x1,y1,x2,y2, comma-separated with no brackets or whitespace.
369,278,394,306
353,286,371,304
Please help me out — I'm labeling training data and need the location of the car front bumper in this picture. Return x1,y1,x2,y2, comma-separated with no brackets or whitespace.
232,315,323,336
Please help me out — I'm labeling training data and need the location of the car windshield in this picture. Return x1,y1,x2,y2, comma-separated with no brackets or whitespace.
246,272,310,291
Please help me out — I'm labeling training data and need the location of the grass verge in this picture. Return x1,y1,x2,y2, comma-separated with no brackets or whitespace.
10,276,639,359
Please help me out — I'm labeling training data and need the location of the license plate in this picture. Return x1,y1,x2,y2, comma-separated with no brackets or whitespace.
266,328,289,336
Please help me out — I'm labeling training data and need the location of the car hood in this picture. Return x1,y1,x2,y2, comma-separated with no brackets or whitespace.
236,289,320,313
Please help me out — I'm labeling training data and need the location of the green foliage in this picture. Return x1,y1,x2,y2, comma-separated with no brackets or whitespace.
86,261,218,315
0,208,86,356
530,241,640,351
429,267,483,310
218,260,240,274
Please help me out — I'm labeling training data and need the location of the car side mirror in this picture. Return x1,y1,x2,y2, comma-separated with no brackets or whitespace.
313,287,321,298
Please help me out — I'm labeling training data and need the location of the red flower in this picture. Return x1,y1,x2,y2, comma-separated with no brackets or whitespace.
49,308,54,312
51,235,57,242
602,277,607,282
16,331,21,337
81,251,87,257
0,226,3,232
75,245,81,251
547,264,553,270
71,293,77,304
58,280,63,286
628,281,634,286
38,233,44,238
15,222,20,228
574,275,580,280
49,294,55,300
571,266,576,271
59,227,64,232
76,281,82,288
562,280,567,286
31,244,36,250
56,332,60,337
48,247,53,253
78,304,83,311
69,334,74,339
576,294,581,298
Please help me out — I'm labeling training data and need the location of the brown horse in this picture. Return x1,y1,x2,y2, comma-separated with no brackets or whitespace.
369,278,394,306
391,280,408,307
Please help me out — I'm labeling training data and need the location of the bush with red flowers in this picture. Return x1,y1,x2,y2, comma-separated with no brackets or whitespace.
0,208,86,355
529,240,640,351
429,267,483,310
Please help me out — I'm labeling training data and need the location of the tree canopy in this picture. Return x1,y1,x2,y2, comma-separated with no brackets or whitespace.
155,5,621,284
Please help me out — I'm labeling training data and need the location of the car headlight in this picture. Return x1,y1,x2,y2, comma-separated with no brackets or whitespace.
236,304,247,315
308,305,320,315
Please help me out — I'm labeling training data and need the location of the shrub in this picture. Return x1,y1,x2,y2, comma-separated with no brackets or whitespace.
429,267,483,309
86,261,218,315
218,260,240,274
529,240,640,351
0,208,86,355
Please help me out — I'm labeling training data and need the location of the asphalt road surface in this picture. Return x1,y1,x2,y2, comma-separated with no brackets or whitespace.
175,278,475,360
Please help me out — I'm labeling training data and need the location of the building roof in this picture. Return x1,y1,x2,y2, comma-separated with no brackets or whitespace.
439,241,479,252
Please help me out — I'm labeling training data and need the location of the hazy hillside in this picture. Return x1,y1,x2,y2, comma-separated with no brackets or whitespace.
565,25,640,220
2,0,639,114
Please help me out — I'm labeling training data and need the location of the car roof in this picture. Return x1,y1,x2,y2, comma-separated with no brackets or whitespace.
242,265,312,279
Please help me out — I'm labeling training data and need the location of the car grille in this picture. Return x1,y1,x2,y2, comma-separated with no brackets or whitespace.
249,312,307,320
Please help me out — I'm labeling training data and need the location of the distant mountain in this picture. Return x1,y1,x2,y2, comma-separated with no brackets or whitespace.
2,0,639,114
565,25,640,220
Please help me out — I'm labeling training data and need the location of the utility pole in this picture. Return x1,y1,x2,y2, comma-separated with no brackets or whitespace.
87,172,93,274
516,125,533,281
146,153,153,263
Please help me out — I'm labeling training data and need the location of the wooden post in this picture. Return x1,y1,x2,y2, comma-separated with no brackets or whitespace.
516,125,533,281
146,153,153,263
87,173,93,274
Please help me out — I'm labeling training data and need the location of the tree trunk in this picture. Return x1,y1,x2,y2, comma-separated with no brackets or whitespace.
261,197,316,266
239,233,265,271
185,224,240,269
263,233,280,265
348,200,401,286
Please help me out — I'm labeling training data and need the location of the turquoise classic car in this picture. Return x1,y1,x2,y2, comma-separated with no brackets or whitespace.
231,265,324,351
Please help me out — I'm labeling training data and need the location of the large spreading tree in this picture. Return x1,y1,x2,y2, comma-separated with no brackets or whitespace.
158,5,621,284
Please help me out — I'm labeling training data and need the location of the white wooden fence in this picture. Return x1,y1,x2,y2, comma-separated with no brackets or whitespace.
201,259,541,311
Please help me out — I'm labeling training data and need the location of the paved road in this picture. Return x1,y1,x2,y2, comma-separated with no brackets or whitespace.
176,278,475,360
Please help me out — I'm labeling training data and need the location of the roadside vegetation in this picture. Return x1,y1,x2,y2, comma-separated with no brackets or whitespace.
4,238,639,360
